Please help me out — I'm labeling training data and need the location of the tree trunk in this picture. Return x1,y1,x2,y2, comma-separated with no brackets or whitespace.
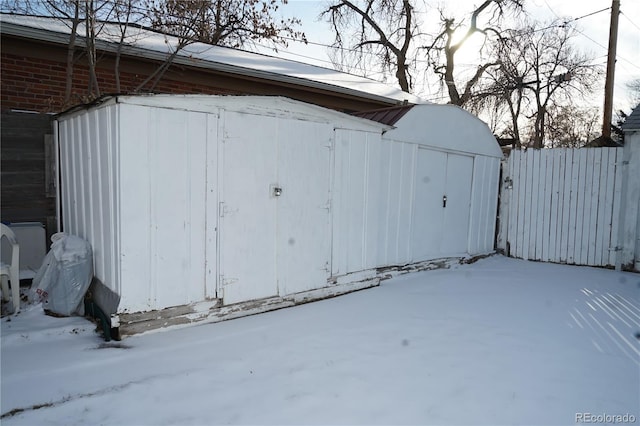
396,55,410,93
64,1,81,105
85,0,100,97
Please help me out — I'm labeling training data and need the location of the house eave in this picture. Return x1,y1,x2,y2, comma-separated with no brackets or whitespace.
0,20,412,107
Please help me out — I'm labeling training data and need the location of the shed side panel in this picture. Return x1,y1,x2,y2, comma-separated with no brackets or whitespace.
151,108,208,308
118,104,209,312
219,111,278,304
57,105,120,297
468,155,500,254
376,139,416,267
411,149,447,260
118,104,152,311
332,129,383,275
276,119,332,296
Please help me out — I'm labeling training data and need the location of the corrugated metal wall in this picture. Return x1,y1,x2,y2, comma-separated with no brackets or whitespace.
377,138,417,266
332,129,390,275
59,104,215,312
469,155,501,254
58,97,501,315
333,130,500,275
118,104,211,311
58,106,120,301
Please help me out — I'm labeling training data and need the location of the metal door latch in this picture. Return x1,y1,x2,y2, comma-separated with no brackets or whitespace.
443,195,447,208
273,186,283,197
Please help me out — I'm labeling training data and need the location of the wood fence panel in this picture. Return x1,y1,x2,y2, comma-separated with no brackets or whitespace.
1,112,57,242
559,149,573,263
516,151,527,259
499,147,622,267
540,150,552,261
523,150,534,260
599,149,616,265
609,152,624,266
587,150,602,265
548,149,563,262
534,150,545,260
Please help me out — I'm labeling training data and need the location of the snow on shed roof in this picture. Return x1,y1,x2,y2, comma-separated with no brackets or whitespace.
0,14,424,106
56,94,393,132
622,105,640,132
382,104,503,158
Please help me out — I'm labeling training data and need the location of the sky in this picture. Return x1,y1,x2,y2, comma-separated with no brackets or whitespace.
267,0,640,112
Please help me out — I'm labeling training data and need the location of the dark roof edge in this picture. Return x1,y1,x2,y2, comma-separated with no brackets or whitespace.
351,104,415,126
622,105,640,132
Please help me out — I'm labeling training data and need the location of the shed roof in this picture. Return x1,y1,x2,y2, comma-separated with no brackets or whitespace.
352,105,414,126
622,105,640,132
0,14,423,107
382,104,503,158
56,94,392,133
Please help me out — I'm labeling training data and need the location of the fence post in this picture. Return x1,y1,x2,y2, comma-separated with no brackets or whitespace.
615,131,640,271
496,154,510,253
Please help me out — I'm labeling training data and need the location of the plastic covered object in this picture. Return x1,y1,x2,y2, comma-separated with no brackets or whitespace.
31,233,93,316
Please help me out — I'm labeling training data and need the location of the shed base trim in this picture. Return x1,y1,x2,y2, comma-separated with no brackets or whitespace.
118,277,380,337
116,255,489,337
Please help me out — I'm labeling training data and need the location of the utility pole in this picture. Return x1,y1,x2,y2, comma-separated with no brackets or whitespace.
602,0,620,138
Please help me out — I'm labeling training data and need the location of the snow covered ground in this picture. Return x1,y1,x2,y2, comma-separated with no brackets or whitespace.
1,255,639,425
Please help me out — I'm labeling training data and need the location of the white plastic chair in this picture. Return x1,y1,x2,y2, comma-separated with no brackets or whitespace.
1,224,20,313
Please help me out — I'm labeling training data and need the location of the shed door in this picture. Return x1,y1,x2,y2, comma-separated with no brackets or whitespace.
412,149,446,259
412,149,473,259
219,112,331,305
220,112,278,304
441,153,473,254
277,121,332,295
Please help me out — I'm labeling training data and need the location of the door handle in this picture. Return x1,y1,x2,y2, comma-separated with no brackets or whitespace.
443,195,447,208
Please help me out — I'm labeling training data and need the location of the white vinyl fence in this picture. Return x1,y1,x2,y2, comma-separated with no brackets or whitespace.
497,148,624,267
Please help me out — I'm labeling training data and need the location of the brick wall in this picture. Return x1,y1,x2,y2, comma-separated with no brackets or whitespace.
1,50,239,113
1,35,391,114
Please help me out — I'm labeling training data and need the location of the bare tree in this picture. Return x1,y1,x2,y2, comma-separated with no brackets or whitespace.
469,27,534,147
145,0,306,49
28,0,84,104
423,0,523,106
321,0,522,99
475,21,600,148
610,79,640,143
137,0,306,91
546,105,600,147
8,0,125,103
626,78,640,107
321,0,418,93
4,0,304,103
422,0,523,106
109,0,146,92
83,0,103,96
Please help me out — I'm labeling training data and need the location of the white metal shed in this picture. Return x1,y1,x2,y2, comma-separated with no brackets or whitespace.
362,104,503,264
54,95,501,334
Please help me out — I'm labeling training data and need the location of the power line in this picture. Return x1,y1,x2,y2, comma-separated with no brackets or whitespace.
572,26,609,50
254,41,395,80
621,11,640,32
532,7,611,33
543,0,561,19
568,7,612,24
572,27,640,72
